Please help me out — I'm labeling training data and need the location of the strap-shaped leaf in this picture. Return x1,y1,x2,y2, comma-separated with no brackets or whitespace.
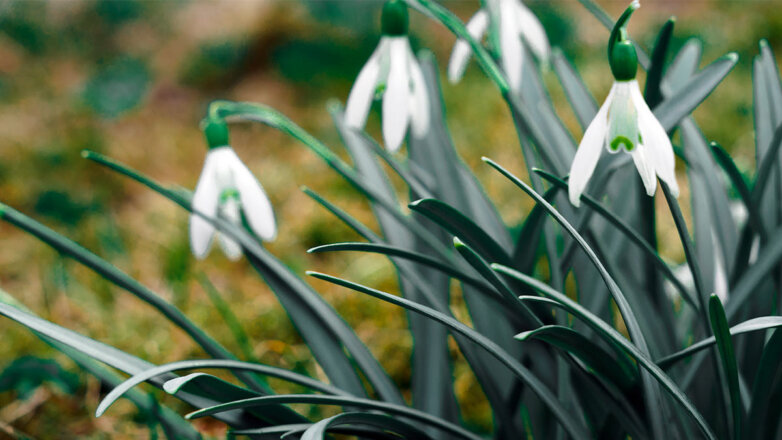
0,290,200,439
516,325,638,391
409,198,512,265
161,373,306,427
512,185,560,272
710,142,766,240
726,226,782,319
97,359,350,418
535,169,696,309
453,238,539,326
551,49,598,129
0,299,274,429
493,265,717,440
708,294,743,440
335,97,461,430
655,53,738,131
656,316,782,369
746,328,782,439
484,157,670,439
308,242,492,292
185,393,486,440
644,17,676,108
304,272,591,439
303,190,521,423
301,412,433,440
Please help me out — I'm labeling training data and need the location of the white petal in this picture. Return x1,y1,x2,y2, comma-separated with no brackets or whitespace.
226,149,277,242
630,81,679,196
516,1,550,63
189,150,221,259
217,233,243,261
606,81,639,154
345,38,387,130
630,143,658,196
447,9,489,83
568,85,615,206
499,2,524,92
382,37,411,153
217,197,243,260
407,46,430,138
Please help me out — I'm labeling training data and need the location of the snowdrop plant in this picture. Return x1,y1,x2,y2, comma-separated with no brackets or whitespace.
345,0,430,152
568,1,679,206
448,0,550,92
1,1,782,440
190,116,276,260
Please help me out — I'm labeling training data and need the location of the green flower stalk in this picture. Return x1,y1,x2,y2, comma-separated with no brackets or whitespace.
568,0,679,207
189,115,276,260
344,0,430,153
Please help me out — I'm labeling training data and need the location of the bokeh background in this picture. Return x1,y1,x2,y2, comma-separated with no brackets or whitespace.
0,0,779,438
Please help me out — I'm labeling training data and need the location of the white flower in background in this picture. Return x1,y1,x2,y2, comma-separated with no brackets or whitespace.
345,0,429,153
447,0,550,92
568,1,678,207
190,119,276,260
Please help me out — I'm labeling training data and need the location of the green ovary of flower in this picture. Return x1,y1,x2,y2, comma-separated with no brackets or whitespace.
219,188,240,203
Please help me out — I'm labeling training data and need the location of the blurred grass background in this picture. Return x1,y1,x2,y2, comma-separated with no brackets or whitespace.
0,0,779,438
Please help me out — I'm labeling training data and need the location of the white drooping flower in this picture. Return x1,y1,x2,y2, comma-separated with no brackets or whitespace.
568,0,678,207
568,79,679,207
190,123,276,260
344,0,430,153
447,0,550,92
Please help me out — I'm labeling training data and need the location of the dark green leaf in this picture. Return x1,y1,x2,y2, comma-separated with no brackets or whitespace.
493,265,717,440
551,49,598,129
186,393,484,440
302,412,433,440
746,328,782,439
644,17,675,108
409,198,512,265
516,325,638,391
656,316,782,369
708,294,743,440
97,359,349,418
655,53,738,131
306,271,591,439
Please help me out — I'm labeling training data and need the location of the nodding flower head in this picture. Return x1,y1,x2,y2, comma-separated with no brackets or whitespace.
568,1,678,207
344,0,430,153
190,116,276,260
447,0,551,93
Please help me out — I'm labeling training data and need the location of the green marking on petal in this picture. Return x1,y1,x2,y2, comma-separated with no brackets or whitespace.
220,188,240,203
611,136,635,152
374,83,386,100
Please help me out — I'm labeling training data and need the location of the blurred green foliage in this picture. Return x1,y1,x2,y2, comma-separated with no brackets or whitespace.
83,57,150,118
0,356,80,400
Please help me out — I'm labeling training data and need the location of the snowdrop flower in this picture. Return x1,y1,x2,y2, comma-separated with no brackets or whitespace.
345,0,429,153
190,118,276,260
447,0,550,92
568,1,678,207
